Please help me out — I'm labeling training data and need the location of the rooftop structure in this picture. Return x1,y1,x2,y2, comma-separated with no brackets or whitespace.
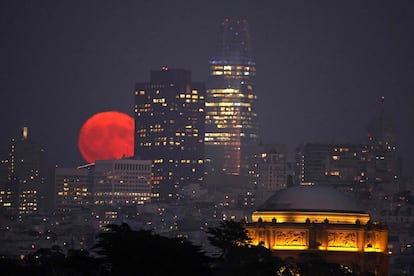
246,185,390,276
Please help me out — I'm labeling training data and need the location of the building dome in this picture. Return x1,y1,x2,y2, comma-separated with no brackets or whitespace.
258,185,367,214
246,185,389,276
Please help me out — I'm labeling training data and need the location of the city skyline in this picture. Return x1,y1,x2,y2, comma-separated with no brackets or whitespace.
1,1,413,174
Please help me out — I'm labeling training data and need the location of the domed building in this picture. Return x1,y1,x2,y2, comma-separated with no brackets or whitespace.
245,185,390,275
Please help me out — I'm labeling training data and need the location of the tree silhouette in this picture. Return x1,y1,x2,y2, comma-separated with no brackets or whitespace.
206,220,252,258
296,252,355,276
93,222,211,275
206,220,284,275
64,249,103,275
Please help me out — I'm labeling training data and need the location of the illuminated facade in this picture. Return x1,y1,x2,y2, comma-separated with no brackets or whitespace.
134,68,205,200
245,185,390,275
54,167,92,211
296,97,400,189
0,127,47,214
205,18,259,176
296,141,400,188
296,143,368,186
0,145,14,211
93,159,152,206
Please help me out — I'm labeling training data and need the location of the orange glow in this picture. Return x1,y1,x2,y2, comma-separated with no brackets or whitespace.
326,247,358,252
273,245,308,250
78,111,134,163
251,211,370,224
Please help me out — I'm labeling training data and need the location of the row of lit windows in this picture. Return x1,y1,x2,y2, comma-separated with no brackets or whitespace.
216,124,243,129
57,191,88,197
211,93,242,98
208,88,239,94
95,192,151,196
136,106,202,116
210,93,256,100
206,115,252,121
178,94,202,99
205,133,239,137
205,102,251,107
150,128,164,133
211,65,255,71
136,89,201,97
153,159,203,164
212,71,252,76
134,105,204,116
205,132,256,141
140,140,202,148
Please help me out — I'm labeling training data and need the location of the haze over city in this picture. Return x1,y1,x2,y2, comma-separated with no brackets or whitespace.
1,0,413,173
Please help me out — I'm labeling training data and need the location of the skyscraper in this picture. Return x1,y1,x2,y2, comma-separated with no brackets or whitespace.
134,68,205,200
366,96,401,190
0,127,48,214
205,18,259,177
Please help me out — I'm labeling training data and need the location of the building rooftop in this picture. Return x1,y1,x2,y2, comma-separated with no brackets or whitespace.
257,185,367,214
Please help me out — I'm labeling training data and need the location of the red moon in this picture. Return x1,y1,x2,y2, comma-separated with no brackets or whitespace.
78,111,134,163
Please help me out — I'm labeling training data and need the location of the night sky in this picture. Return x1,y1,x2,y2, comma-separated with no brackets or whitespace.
1,0,413,174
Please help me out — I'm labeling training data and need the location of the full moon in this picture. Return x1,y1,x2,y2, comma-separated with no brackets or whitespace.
78,111,134,163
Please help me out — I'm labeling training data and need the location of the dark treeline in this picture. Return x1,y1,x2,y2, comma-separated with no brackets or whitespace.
0,221,374,275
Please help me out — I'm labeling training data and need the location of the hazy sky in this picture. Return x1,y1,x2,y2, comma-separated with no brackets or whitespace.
1,0,413,174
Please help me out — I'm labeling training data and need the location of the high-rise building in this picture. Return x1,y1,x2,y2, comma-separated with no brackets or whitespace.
134,68,205,200
0,127,48,214
366,96,401,189
205,18,259,177
54,167,93,212
296,143,368,186
0,144,15,212
296,97,401,191
256,144,289,192
93,158,152,206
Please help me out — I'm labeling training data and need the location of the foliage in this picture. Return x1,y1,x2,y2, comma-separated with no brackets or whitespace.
93,222,212,275
206,220,284,275
206,220,252,257
0,221,380,275
214,243,285,276
296,253,355,276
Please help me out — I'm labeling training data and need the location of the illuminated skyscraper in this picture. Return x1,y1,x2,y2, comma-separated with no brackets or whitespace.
134,68,205,200
205,18,259,177
0,127,48,214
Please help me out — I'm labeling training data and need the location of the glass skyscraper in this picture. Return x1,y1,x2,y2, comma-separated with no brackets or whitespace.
205,18,259,176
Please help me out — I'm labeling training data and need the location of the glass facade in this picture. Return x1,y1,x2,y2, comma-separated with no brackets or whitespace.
205,18,259,176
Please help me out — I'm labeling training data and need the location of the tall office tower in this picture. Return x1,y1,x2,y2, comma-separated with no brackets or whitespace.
6,127,48,214
0,145,15,212
366,96,401,189
205,18,259,177
93,158,152,206
134,68,205,200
